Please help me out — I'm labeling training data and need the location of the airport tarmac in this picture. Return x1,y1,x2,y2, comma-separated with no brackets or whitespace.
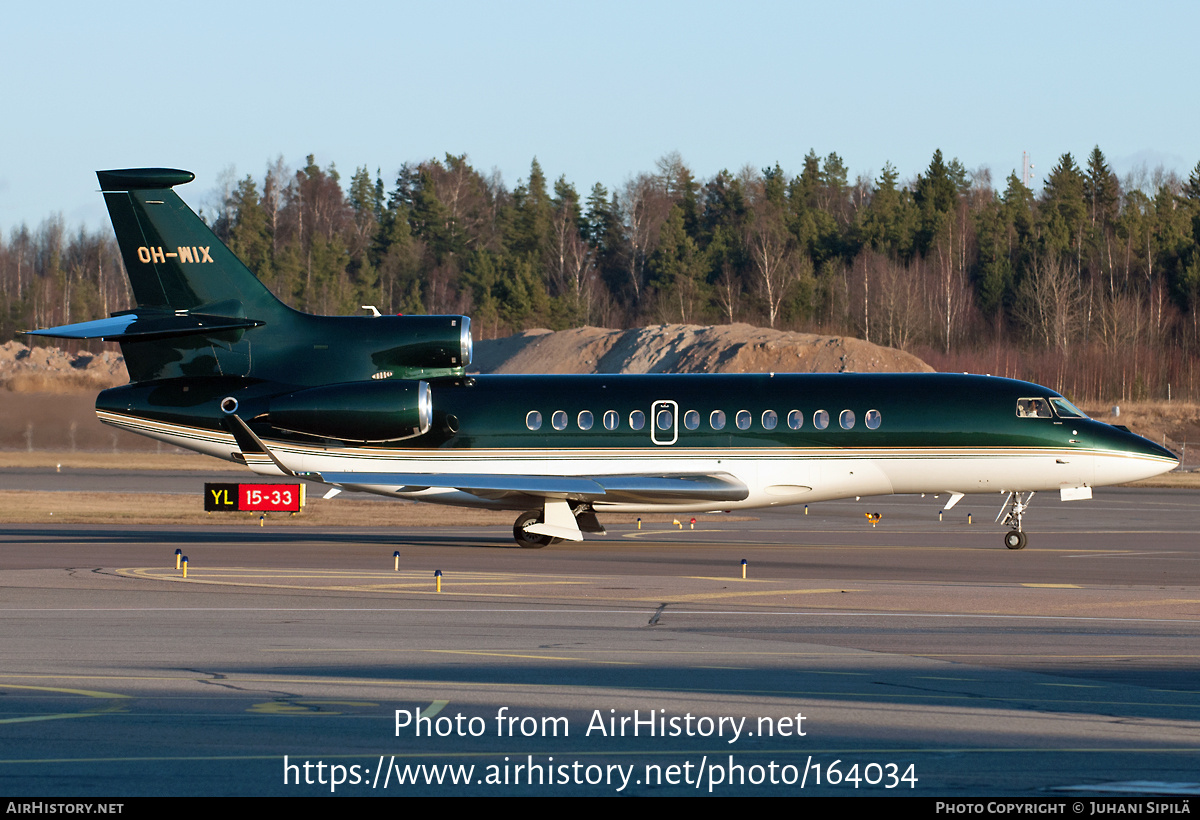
0,484,1197,796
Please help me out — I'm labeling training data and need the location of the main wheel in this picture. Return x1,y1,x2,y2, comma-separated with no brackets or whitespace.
1004,530,1027,550
513,510,553,549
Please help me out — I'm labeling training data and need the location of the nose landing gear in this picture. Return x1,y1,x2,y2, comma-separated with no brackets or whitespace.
1003,529,1028,550
997,491,1034,550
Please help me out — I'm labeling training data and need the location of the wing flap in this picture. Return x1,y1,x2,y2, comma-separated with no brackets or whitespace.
318,472,606,499
315,471,748,503
593,474,748,503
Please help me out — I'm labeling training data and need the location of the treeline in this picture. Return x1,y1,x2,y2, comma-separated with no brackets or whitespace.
4,148,1200,401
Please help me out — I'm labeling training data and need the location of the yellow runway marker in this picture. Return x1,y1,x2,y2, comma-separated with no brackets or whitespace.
246,699,378,712
1022,583,1081,589
248,702,317,714
0,683,129,699
0,705,126,725
0,683,129,725
118,567,602,599
685,576,771,583
633,588,858,603
427,649,638,666
694,666,750,670
420,700,449,719
1038,683,1105,689
298,700,378,707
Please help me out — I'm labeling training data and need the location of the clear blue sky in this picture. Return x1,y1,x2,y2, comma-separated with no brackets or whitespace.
3,0,1197,233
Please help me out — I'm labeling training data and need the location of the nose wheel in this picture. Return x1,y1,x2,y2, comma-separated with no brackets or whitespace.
997,491,1033,550
1003,530,1028,550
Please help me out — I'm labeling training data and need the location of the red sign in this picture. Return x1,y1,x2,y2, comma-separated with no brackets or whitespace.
238,484,303,512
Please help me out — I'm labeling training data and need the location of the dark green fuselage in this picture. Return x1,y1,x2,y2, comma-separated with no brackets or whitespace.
31,169,1179,524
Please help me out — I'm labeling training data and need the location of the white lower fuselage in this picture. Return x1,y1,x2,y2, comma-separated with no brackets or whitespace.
96,410,1171,513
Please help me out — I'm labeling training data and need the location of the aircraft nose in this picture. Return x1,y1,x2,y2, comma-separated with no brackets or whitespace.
1140,437,1178,462
1093,423,1179,484
1106,422,1176,461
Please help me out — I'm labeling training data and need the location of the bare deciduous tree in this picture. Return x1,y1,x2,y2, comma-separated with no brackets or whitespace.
1015,257,1084,353
619,174,670,305
747,203,802,328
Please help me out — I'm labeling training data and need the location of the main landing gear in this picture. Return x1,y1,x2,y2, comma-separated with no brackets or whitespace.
513,510,557,549
512,503,607,549
997,491,1033,550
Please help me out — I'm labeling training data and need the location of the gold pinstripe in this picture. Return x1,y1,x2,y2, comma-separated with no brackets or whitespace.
96,410,1172,466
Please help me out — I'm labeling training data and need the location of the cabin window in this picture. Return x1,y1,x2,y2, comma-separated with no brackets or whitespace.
865,409,882,429
840,409,855,429
603,410,619,430
1016,398,1052,418
710,410,726,430
656,409,673,431
630,410,646,430
787,410,803,430
577,410,593,430
736,410,751,430
552,410,568,430
1050,398,1087,418
813,409,829,430
526,411,542,431
684,410,700,430
762,410,778,430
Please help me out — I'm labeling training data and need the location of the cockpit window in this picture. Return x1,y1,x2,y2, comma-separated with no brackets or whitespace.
1016,398,1052,418
1049,397,1087,418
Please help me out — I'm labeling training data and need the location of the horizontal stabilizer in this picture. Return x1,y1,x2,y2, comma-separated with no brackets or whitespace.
97,168,195,190
25,311,262,342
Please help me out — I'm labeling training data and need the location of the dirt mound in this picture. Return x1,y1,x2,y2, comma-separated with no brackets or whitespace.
0,341,127,392
472,324,933,375
1,325,927,391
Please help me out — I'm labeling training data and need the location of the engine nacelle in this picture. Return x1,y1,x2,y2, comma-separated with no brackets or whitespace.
367,315,472,371
268,379,432,442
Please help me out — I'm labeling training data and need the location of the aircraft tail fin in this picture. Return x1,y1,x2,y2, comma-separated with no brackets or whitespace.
95,168,290,320
29,168,471,387
26,169,297,382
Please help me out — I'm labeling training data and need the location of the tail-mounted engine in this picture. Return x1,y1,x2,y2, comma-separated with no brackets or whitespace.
256,379,433,443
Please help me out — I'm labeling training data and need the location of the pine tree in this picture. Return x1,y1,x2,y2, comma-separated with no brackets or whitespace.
1084,147,1119,228
228,176,272,280
1039,153,1088,267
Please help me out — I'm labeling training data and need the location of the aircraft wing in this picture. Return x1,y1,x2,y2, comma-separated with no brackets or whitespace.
226,415,748,505
313,471,749,504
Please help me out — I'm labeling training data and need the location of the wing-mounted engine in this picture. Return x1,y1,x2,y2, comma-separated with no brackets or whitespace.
262,379,433,443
